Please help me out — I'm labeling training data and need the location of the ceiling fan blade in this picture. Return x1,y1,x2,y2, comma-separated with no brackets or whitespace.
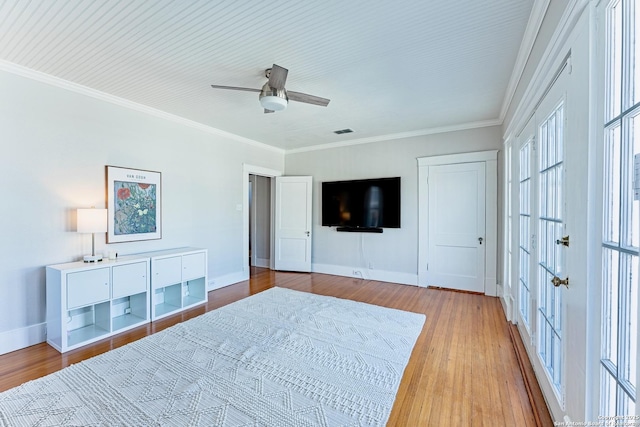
264,109,275,114
210,84,260,93
268,64,288,90
288,91,330,107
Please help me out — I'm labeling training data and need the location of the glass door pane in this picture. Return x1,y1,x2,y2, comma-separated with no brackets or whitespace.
537,102,566,396
519,141,533,329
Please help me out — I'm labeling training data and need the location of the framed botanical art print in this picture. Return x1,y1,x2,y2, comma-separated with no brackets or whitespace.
106,165,162,243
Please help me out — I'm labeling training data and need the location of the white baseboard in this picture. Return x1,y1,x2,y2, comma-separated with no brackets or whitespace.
253,257,270,268
1,266,416,356
208,271,248,291
1,265,485,356
1,272,249,355
500,293,513,322
207,265,418,293
485,276,498,297
311,263,418,286
0,323,46,355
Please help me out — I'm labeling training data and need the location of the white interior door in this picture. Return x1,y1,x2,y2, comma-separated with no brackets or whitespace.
426,162,486,293
274,176,312,272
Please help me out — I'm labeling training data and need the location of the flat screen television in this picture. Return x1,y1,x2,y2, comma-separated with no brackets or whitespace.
321,177,401,231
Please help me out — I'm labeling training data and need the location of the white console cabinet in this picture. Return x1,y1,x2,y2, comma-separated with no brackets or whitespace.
46,256,150,353
148,248,207,320
148,248,208,320
46,247,207,352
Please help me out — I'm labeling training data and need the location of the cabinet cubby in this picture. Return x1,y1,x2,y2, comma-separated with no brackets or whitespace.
154,283,182,318
183,277,206,307
112,292,148,332
66,302,111,348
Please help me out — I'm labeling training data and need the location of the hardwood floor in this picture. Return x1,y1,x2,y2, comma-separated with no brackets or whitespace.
0,268,547,426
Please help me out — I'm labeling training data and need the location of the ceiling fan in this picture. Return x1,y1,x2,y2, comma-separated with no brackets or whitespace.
211,64,330,113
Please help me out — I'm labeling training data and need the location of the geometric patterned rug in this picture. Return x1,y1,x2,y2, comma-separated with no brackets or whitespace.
0,287,425,426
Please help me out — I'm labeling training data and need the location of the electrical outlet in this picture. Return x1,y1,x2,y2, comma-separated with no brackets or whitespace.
368,262,374,270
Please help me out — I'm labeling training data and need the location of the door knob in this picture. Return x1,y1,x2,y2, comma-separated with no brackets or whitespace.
478,237,483,245
556,235,570,247
551,276,569,288
305,231,310,236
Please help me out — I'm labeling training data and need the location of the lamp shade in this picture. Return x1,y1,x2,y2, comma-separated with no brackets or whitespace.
77,208,107,233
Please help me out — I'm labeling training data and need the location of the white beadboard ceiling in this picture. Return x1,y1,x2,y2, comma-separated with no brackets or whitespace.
0,0,535,151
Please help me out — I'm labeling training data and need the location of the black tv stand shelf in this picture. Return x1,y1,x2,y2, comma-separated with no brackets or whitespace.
336,226,383,233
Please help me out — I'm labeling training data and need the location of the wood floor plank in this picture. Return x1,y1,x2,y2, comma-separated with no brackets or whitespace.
0,268,548,426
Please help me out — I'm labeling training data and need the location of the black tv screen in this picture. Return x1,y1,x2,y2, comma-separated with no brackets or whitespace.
321,177,401,229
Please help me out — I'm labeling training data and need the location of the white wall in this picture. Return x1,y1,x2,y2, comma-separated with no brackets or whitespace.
0,69,284,354
284,127,502,284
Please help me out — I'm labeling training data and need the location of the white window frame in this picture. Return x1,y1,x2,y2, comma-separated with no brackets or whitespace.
599,0,639,418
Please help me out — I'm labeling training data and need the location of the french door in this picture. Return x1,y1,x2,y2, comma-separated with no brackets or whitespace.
517,66,570,415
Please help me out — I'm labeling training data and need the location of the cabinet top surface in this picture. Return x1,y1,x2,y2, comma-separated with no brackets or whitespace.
46,254,148,271
138,247,206,259
47,247,205,271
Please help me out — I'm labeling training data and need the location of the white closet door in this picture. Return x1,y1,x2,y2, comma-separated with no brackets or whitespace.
426,161,486,293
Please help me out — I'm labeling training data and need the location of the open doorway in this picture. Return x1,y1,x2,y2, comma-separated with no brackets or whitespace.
249,174,272,270
242,165,282,280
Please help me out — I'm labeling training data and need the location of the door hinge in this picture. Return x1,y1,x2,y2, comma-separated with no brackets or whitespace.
531,234,537,250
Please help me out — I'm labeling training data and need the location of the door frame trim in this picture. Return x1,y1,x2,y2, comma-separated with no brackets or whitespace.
242,164,283,281
417,150,498,295
417,150,498,166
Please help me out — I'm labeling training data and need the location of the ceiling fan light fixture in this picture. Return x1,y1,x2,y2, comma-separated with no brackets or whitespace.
260,95,287,111
259,83,288,111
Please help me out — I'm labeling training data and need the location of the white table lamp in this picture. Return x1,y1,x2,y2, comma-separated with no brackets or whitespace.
77,208,108,262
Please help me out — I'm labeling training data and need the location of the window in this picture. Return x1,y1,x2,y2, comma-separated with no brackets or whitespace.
600,0,638,417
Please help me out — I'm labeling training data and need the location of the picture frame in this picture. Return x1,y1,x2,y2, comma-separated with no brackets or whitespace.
106,165,162,243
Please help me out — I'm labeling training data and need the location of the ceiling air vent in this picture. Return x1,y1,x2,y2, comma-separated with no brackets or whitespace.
333,128,353,135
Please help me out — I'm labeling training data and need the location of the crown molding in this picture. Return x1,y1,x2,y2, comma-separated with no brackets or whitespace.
499,0,552,123
284,118,502,155
503,0,589,141
0,60,284,155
